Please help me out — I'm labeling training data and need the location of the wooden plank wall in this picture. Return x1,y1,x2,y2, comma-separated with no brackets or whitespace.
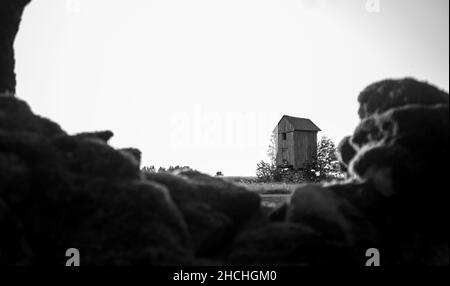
275,118,295,167
293,131,317,168
275,118,318,169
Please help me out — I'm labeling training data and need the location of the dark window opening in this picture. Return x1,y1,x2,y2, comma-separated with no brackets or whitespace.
282,148,288,161
282,133,287,140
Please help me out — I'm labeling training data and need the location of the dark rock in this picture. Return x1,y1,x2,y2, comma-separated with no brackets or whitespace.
119,147,142,167
52,134,141,181
144,171,261,257
63,180,194,265
0,198,33,265
0,129,68,208
0,97,65,137
268,203,288,222
0,97,195,265
336,135,356,168
146,171,261,224
228,222,359,265
285,180,450,265
357,78,448,119
348,104,449,244
323,78,449,265
0,151,31,200
178,201,232,257
287,184,370,244
0,0,31,94
350,103,449,199
74,130,114,143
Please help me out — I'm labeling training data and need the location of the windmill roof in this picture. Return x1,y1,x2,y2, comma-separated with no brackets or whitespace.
275,115,321,132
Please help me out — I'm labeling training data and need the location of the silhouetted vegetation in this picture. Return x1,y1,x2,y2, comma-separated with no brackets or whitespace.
142,165,193,173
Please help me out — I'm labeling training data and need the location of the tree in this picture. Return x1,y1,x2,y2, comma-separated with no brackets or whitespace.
142,165,156,173
267,131,277,165
215,171,223,176
318,136,341,177
152,165,193,173
167,165,191,172
256,161,274,182
304,136,342,182
0,0,31,95
256,132,283,182
256,160,282,182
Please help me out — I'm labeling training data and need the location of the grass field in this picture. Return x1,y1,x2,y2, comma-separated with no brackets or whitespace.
258,194,291,208
239,182,302,208
223,177,303,208
237,182,302,194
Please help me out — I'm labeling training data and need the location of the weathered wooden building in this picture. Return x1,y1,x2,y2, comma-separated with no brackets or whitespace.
274,115,321,169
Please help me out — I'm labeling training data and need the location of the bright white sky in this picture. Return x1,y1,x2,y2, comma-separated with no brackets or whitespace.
15,0,449,176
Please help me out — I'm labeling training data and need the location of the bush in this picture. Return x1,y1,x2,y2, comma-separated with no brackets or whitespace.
142,165,193,174
256,160,280,182
142,165,156,173
315,136,343,181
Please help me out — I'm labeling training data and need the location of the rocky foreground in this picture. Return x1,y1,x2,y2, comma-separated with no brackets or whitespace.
0,78,448,266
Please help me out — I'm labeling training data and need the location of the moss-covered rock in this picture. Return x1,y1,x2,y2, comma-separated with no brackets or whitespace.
0,97,195,265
